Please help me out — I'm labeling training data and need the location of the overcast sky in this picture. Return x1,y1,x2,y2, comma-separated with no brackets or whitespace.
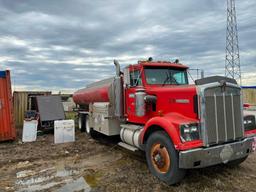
0,0,255,93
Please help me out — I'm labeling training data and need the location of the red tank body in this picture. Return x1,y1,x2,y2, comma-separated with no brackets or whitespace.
73,78,114,105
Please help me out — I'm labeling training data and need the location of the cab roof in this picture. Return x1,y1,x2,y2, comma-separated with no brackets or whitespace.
128,61,189,69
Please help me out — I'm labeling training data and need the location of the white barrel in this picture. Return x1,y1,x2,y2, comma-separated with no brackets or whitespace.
120,128,142,149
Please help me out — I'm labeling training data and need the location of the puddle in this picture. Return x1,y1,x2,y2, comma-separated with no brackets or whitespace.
57,177,91,192
15,153,117,191
56,169,80,177
17,181,67,192
16,174,54,186
16,167,57,186
84,175,97,188
84,172,102,188
16,167,82,192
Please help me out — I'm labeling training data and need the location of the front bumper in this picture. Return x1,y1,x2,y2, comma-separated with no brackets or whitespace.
179,138,254,169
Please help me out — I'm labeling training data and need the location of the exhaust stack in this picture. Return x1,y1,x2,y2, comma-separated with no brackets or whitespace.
113,60,123,118
114,59,121,77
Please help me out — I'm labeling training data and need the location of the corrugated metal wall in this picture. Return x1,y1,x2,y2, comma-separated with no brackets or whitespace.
0,70,16,141
13,91,51,127
243,88,256,105
13,92,28,128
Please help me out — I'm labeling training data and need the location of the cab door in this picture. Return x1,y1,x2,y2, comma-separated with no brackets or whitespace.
125,69,144,123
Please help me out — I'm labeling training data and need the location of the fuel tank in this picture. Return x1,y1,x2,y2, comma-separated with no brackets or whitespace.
73,77,114,105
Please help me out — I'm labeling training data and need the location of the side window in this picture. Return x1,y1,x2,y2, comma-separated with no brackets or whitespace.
130,70,142,87
173,71,187,84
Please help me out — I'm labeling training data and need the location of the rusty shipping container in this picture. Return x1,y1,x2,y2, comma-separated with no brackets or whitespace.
13,91,51,127
0,70,16,141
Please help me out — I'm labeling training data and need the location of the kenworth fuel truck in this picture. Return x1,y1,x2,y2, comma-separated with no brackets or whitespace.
73,59,256,185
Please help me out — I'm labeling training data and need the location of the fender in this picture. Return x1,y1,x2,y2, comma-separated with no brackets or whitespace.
141,115,181,148
141,113,201,150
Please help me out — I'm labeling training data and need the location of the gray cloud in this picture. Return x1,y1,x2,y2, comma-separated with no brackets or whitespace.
0,0,255,93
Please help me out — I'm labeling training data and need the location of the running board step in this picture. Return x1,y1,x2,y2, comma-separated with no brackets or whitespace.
118,142,138,152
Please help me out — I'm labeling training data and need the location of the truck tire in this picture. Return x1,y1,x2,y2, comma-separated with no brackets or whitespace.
145,131,186,185
85,115,91,135
226,156,248,167
78,114,86,132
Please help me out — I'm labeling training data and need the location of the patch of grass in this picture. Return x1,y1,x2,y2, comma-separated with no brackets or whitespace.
65,112,77,121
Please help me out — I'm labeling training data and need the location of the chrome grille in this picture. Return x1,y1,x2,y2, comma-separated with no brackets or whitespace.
201,85,244,146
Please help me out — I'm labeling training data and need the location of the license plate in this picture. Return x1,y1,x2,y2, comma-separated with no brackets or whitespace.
252,137,256,152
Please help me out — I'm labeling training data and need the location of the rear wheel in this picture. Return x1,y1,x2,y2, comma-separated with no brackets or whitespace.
145,131,186,185
78,114,85,132
84,115,99,138
85,115,91,135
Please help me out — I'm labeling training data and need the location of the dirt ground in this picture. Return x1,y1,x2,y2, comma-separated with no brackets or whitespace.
0,130,256,192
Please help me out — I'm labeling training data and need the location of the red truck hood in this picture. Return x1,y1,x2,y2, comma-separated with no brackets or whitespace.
145,85,198,120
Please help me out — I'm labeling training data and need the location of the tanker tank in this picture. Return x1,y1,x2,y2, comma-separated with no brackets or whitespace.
73,77,115,105
73,60,123,118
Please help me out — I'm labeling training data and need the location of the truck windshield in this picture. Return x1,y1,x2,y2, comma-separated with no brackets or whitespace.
144,67,188,85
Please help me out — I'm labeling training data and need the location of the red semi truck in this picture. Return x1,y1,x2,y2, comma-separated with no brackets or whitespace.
73,59,256,184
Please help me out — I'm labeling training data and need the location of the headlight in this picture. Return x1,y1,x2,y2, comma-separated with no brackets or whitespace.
180,123,200,142
244,115,256,131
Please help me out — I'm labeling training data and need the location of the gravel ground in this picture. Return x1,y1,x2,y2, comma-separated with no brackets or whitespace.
0,131,255,192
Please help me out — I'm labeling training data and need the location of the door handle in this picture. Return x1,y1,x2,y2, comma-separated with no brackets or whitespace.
0,99,2,110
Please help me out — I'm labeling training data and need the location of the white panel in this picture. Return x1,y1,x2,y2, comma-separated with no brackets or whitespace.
54,120,75,144
22,120,38,142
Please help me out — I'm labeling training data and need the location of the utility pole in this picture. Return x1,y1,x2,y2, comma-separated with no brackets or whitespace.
225,0,241,85
189,68,204,79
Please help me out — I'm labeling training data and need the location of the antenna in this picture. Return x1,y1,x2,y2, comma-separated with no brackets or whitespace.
225,0,241,85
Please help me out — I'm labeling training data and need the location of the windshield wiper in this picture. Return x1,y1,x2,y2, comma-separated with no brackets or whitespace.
162,70,179,86
162,72,170,86
171,75,179,85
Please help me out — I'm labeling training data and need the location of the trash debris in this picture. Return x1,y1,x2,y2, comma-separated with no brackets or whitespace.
16,161,31,169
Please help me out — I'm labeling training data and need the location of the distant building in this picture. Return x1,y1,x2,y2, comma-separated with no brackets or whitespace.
242,86,256,105
54,94,75,112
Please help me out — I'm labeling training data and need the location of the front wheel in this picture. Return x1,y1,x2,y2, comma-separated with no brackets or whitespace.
145,131,186,185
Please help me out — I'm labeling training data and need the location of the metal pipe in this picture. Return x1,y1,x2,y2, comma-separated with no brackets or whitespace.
114,59,120,77
201,70,205,79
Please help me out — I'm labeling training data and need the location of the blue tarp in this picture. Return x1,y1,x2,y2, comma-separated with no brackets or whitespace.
0,71,6,78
